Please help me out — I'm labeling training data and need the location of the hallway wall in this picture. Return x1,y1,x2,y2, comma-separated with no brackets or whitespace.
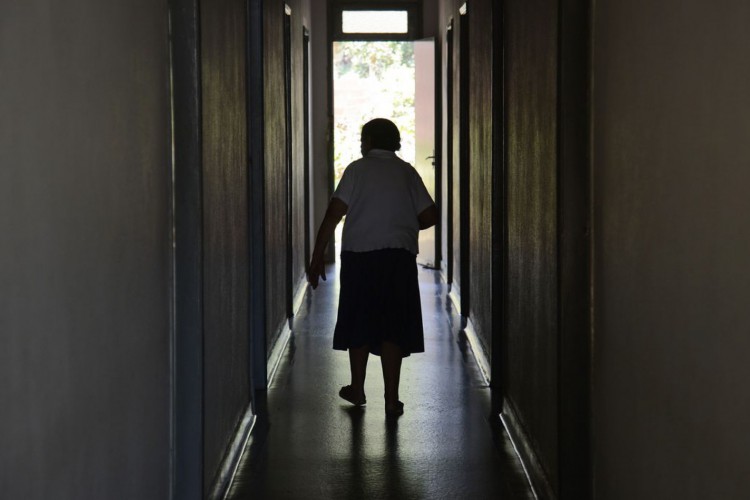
437,1,589,496
504,0,560,491
436,0,497,363
0,1,171,498
309,2,330,264
200,0,251,492
264,0,291,352
467,0,495,379
290,0,312,301
263,0,310,353
593,0,750,498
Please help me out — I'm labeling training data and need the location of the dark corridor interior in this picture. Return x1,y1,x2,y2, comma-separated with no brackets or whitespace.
4,0,750,499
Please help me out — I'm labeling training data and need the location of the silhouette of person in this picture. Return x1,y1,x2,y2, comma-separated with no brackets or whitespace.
308,118,438,417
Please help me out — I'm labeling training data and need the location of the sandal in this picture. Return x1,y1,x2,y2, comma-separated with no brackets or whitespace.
385,401,404,418
339,385,367,406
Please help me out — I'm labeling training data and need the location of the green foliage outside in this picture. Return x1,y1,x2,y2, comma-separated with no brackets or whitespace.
333,41,416,186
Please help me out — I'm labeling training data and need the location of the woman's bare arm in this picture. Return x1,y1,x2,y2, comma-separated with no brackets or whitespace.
307,197,348,289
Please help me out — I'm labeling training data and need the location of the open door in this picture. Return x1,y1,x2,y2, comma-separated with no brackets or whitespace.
414,38,437,268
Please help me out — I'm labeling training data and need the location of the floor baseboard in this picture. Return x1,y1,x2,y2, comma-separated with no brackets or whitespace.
447,288,467,329
207,406,257,500
267,281,308,387
266,319,292,388
501,399,556,500
463,317,491,386
292,279,308,319
217,281,308,498
443,279,490,386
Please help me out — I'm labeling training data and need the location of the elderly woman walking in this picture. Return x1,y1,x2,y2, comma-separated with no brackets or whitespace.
307,118,437,418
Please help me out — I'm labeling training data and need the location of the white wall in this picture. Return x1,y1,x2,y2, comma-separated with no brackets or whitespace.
593,1,750,497
0,1,172,498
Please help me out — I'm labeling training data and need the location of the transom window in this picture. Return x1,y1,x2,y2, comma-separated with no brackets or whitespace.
332,2,420,41
342,10,409,34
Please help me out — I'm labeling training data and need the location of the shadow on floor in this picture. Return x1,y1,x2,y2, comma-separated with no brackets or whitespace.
225,267,534,499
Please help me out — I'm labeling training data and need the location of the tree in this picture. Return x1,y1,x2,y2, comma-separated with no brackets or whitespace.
333,41,416,185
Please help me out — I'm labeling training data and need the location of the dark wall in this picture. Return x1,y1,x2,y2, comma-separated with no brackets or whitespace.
438,0,496,370
200,0,251,491
309,2,331,262
290,0,309,293
504,0,560,490
0,0,171,497
439,0,587,495
593,0,750,497
264,0,309,349
467,0,495,359
264,0,289,344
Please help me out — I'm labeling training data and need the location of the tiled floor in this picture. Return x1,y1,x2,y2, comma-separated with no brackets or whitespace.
226,264,534,499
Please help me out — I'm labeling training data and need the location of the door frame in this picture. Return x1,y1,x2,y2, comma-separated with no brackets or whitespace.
445,19,454,286
458,5,470,317
170,0,204,497
303,26,312,270
556,0,592,496
327,0,425,259
284,5,294,319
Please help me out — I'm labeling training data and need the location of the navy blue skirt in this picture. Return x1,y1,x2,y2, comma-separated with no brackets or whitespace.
333,248,424,357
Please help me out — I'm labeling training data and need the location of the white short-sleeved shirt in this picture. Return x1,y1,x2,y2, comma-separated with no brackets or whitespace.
333,149,434,255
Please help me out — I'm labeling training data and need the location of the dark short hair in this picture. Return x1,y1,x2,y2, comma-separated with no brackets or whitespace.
361,118,401,152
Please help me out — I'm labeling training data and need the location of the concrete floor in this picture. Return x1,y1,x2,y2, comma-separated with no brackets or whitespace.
226,264,534,499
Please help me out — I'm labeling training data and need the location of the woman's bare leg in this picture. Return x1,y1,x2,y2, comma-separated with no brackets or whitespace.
348,345,369,400
380,341,403,410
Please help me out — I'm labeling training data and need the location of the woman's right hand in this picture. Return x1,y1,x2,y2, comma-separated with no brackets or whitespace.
307,252,327,290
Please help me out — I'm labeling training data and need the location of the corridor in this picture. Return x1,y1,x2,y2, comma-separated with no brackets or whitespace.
5,0,750,498
225,265,533,499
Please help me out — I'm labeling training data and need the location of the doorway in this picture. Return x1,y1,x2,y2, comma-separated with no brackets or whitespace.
331,39,436,266
328,2,435,266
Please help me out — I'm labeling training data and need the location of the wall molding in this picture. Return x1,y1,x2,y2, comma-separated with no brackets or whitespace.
444,277,489,385
207,406,256,500
266,319,293,387
448,286,467,328
463,316,490,386
501,398,556,500
267,279,309,387
292,278,309,319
